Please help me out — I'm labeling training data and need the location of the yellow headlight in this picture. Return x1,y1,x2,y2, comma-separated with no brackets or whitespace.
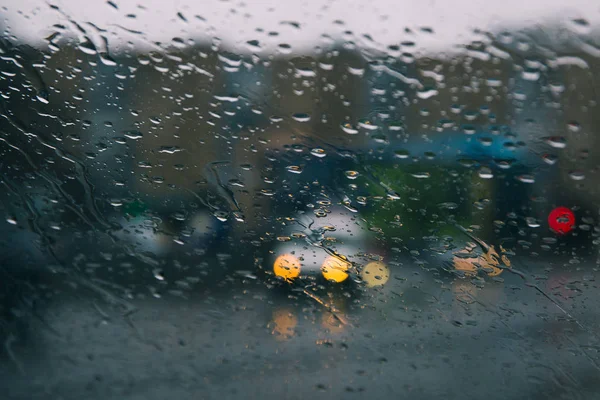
321,256,350,283
273,254,301,281
361,261,390,287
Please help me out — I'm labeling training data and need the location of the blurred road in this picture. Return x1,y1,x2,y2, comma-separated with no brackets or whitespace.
1,250,599,400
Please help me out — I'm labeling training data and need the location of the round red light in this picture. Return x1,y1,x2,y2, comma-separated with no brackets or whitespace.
548,207,575,234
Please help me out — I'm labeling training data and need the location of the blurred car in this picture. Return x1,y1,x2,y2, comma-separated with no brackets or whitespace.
267,206,391,288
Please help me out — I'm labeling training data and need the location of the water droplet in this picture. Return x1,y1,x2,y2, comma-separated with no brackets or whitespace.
516,174,535,183
526,217,540,228
295,67,316,78
214,94,240,103
345,170,359,179
36,94,49,104
278,43,293,55
310,148,327,158
438,202,458,210
318,62,334,71
358,119,378,130
567,121,581,132
341,123,358,135
522,69,540,81
545,136,567,149
542,154,558,165
218,53,242,67
159,146,182,154
347,66,365,76
569,18,591,34
571,18,589,27
99,53,117,66
232,212,245,223
286,165,303,174
292,113,310,122
78,39,97,55
342,199,358,212
486,78,502,87
463,125,476,135
153,269,165,281
504,142,516,151
388,122,404,131
245,40,261,51
228,179,245,188
314,209,327,218
394,149,410,159
416,88,438,99
213,211,228,222
123,130,143,140
478,167,493,179
569,171,585,181
477,136,493,146
259,189,275,196
495,160,513,169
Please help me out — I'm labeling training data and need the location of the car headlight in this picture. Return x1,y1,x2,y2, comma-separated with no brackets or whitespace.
273,253,301,281
361,261,390,287
321,256,350,283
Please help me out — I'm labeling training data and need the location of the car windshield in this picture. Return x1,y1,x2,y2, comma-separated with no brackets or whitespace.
1,1,600,399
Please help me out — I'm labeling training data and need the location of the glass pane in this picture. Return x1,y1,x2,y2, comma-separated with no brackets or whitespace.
1,1,600,398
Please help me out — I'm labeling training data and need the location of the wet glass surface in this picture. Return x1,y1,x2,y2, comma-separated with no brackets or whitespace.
1,1,600,399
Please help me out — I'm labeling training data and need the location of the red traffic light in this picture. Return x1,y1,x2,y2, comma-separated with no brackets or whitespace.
548,207,575,234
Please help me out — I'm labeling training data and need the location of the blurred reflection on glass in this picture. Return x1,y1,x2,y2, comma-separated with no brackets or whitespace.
270,308,298,341
320,312,346,335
